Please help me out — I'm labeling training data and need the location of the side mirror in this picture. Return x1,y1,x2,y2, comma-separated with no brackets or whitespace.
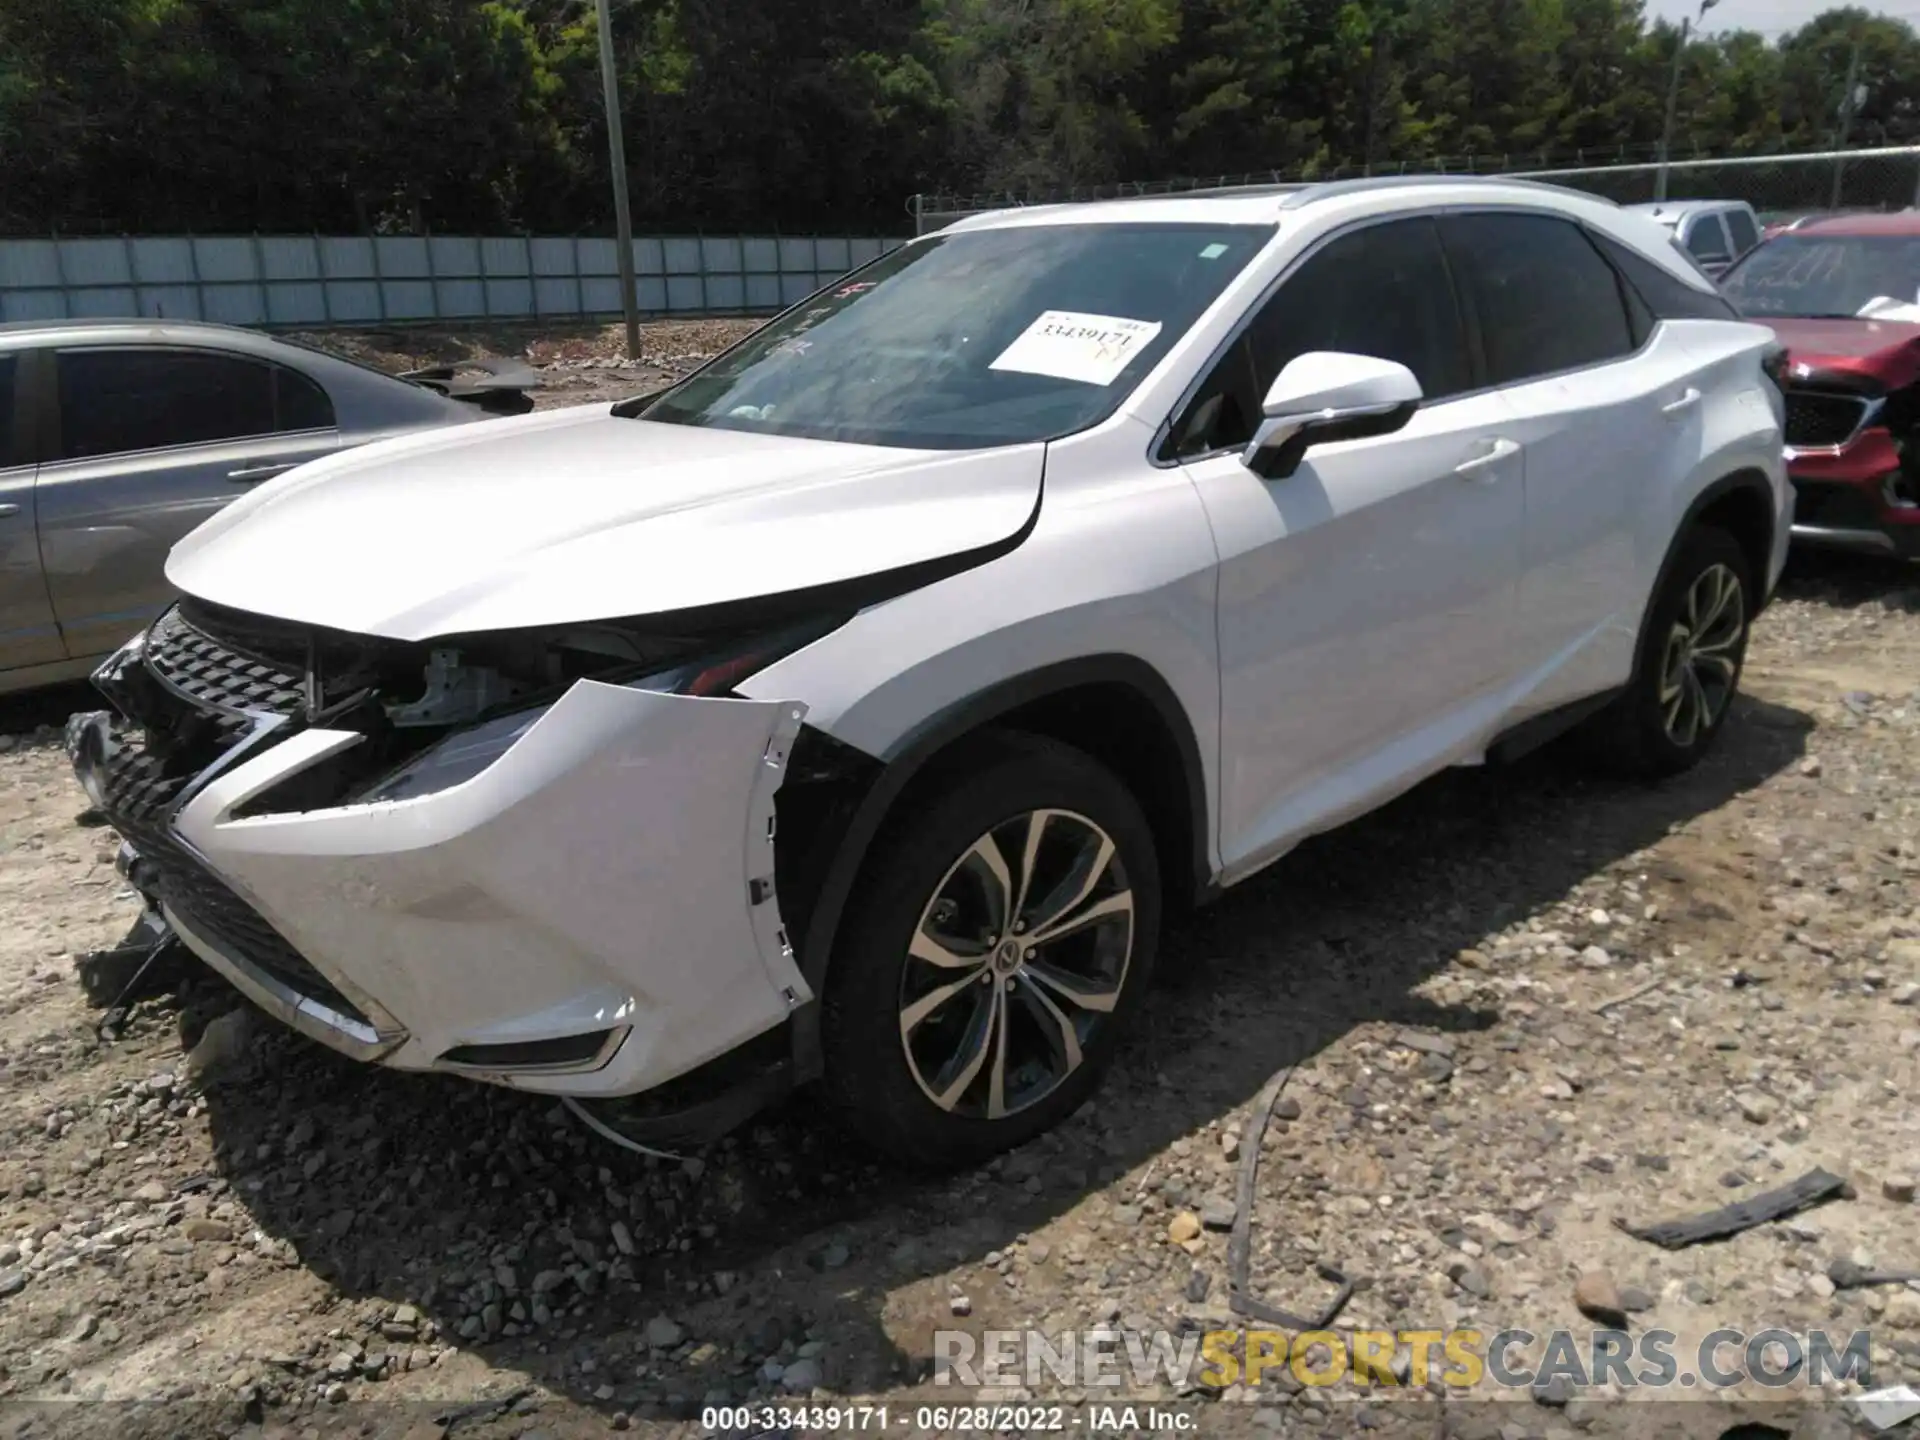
1242,352,1422,480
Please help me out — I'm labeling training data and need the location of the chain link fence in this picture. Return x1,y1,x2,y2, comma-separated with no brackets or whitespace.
1514,146,1920,217
910,145,1920,234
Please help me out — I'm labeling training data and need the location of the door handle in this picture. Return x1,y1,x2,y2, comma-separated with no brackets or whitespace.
0,503,17,518
1661,388,1703,418
227,462,298,484
1454,437,1520,480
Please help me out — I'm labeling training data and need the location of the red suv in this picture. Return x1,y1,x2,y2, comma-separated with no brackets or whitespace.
1719,212,1920,557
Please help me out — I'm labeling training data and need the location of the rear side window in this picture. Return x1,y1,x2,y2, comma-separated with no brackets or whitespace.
1685,216,1733,264
1589,231,1739,322
57,348,332,460
1166,216,1471,459
1442,213,1635,385
59,349,274,459
1726,209,1760,254
0,356,16,468
275,366,335,430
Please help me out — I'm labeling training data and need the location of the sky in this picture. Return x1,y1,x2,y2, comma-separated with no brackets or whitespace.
1642,0,1920,34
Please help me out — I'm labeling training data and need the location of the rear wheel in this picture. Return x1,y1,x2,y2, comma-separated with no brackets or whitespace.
821,735,1161,1169
1583,525,1752,778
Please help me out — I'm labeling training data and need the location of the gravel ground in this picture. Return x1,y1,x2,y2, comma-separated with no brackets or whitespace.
0,339,1916,1440
283,318,763,411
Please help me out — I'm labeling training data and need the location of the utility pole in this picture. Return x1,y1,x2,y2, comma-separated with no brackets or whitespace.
1656,0,1719,203
594,0,640,360
1831,36,1864,209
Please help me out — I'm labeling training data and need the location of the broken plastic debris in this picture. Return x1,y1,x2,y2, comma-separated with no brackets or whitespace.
1614,1167,1848,1249
1226,1067,1352,1329
1853,1384,1920,1432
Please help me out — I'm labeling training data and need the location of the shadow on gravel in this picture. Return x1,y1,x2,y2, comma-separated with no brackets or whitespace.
0,678,97,738
1774,547,1920,609
150,692,1812,1419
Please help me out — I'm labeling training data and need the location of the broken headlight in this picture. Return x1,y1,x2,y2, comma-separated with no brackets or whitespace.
359,618,840,803
363,704,549,803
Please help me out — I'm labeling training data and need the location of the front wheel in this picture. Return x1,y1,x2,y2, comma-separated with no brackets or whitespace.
821,735,1161,1170
1583,525,1753,778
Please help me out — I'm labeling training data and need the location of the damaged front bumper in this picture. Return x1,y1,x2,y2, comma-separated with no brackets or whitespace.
1787,429,1920,558
70,628,813,1108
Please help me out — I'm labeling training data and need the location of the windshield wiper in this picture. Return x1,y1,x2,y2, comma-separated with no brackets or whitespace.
610,391,667,418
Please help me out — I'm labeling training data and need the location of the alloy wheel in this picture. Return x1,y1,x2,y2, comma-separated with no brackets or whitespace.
1658,562,1745,747
897,808,1134,1121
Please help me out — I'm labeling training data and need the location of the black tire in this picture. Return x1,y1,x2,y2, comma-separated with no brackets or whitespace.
1582,524,1754,779
821,732,1161,1170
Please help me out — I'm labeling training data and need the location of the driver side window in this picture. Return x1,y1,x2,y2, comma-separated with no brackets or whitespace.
1166,216,1472,460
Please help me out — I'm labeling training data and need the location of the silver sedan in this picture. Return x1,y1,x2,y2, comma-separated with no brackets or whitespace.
0,319,531,693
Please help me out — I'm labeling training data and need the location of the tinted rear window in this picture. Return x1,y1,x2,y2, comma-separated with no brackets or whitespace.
1686,217,1732,262
1590,232,1740,322
1726,210,1760,254
275,366,335,430
59,348,276,459
1442,213,1636,385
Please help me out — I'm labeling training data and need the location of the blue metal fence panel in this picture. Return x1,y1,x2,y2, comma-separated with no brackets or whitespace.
0,232,909,326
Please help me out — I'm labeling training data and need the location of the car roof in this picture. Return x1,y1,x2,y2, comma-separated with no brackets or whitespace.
940,174,1625,234
0,317,302,350
1624,199,1752,220
0,316,474,426
1786,210,1920,236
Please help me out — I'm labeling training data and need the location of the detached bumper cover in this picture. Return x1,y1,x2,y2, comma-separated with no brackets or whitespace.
74,672,812,1099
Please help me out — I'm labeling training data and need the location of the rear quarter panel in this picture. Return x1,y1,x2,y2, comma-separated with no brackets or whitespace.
1655,319,1791,599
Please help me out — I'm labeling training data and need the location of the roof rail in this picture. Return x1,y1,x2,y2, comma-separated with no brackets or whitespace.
918,170,1617,236
1276,172,1621,208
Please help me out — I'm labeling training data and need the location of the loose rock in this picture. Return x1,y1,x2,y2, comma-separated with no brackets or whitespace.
1572,1271,1625,1325
1733,1090,1779,1124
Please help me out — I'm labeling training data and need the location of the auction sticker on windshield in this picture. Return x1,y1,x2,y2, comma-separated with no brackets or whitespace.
990,310,1164,386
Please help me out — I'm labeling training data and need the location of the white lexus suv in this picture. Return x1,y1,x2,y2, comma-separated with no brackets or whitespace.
69,177,1789,1168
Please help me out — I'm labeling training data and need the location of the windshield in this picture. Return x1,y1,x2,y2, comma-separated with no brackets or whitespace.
1720,233,1920,318
630,222,1272,449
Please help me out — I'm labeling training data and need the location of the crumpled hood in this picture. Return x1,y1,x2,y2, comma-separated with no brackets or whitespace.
167,405,1044,640
1764,316,1920,390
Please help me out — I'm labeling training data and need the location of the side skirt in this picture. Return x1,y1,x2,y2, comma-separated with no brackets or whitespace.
1483,687,1623,767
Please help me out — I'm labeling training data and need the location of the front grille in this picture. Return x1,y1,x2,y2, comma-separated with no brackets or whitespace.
86,607,371,1026
96,731,369,1023
1784,390,1872,448
145,606,305,717
1792,479,1882,530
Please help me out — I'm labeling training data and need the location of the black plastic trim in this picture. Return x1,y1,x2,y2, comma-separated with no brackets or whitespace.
440,1030,614,1070
572,1024,796,1151
1484,687,1622,766
1641,472,1782,650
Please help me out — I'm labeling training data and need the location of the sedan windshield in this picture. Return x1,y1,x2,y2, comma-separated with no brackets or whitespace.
630,222,1272,449
1720,233,1920,318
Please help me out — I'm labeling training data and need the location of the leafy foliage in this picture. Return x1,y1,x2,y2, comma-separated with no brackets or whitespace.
1,0,1915,233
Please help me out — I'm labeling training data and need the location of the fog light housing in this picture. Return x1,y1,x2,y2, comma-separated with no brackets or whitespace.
1885,472,1920,510
437,1026,625,1073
